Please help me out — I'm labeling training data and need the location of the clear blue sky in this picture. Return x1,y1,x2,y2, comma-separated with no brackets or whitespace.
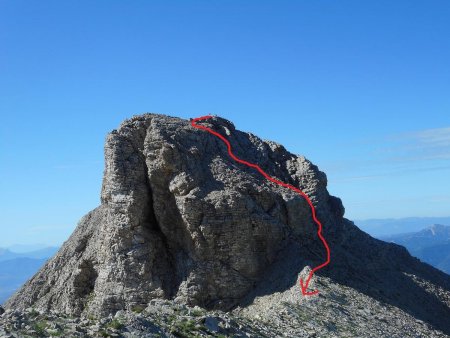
1,0,449,247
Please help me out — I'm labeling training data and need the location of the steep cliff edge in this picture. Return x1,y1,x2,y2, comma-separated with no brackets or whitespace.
5,114,450,335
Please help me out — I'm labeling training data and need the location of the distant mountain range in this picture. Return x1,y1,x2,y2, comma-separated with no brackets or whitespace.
380,224,450,275
355,216,450,237
7,243,55,253
0,247,58,262
0,246,58,304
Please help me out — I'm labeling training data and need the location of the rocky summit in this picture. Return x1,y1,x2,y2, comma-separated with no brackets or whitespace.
3,114,450,337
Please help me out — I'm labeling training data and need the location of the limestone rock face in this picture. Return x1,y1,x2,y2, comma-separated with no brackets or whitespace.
5,114,450,335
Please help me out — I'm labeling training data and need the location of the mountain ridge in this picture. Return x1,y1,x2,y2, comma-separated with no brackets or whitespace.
356,217,450,237
0,246,58,263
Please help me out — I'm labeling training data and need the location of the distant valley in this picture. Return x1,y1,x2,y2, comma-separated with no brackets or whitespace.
380,224,450,275
0,246,58,304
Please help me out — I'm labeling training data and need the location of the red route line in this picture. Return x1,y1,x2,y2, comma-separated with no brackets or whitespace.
190,115,331,296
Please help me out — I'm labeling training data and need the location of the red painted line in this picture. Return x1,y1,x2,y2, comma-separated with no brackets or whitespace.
190,115,331,296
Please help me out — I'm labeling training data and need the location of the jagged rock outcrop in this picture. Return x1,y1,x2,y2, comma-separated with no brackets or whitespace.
5,114,450,336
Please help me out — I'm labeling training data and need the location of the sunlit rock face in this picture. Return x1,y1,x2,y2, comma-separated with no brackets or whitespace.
5,114,450,337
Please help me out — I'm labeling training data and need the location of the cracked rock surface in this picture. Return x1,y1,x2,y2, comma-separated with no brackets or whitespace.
4,114,450,336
